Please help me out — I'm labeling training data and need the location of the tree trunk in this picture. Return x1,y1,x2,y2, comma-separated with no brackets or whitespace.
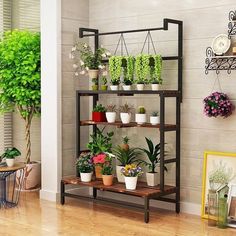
25,118,32,164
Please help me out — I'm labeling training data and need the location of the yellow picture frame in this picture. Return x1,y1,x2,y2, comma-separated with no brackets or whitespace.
201,150,236,219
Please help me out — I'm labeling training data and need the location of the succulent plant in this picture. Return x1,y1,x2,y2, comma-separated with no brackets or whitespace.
106,104,117,112
151,111,159,116
137,106,146,114
119,103,134,113
101,76,107,85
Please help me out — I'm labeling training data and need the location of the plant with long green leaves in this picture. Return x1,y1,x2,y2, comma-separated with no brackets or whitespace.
112,145,141,166
87,128,114,155
0,30,40,164
123,56,135,85
1,147,21,160
139,137,167,173
135,54,150,84
109,56,122,85
93,104,106,112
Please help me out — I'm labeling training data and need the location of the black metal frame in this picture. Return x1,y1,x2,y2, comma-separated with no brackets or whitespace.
63,18,183,221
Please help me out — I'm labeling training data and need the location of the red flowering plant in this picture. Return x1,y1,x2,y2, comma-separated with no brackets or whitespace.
93,153,107,166
203,92,234,118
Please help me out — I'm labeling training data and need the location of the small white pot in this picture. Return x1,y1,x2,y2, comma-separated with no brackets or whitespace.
150,116,160,125
151,84,159,91
123,85,131,91
116,165,125,183
88,69,99,79
120,113,131,124
6,158,15,167
80,172,93,182
135,114,147,124
146,172,158,186
124,176,138,190
110,85,119,90
136,84,144,90
106,112,116,123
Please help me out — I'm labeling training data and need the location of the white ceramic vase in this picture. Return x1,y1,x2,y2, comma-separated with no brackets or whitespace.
150,116,160,125
110,85,119,91
146,172,158,186
105,112,116,123
136,84,144,90
6,158,15,167
88,69,99,79
123,85,131,91
120,113,131,124
135,114,147,124
80,172,93,182
151,84,159,91
124,176,138,190
116,165,125,183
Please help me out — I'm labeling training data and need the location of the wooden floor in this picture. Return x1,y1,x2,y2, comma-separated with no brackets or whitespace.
0,192,235,236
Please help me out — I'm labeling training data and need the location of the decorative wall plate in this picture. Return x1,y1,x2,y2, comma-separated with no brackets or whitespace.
212,34,231,55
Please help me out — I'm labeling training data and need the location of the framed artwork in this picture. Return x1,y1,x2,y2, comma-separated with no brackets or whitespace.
228,184,236,228
201,151,236,219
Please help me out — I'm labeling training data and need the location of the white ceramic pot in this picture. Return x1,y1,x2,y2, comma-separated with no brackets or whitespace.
116,165,125,183
110,85,119,90
150,116,160,125
146,172,158,186
80,172,93,182
6,158,15,167
123,85,131,91
106,112,116,123
88,69,99,79
124,176,138,190
136,84,144,90
151,84,160,91
120,113,131,124
135,114,147,124
17,162,41,191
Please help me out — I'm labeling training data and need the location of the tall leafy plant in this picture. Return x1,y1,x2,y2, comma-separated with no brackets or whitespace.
109,56,122,85
123,56,135,85
150,55,162,84
0,30,40,164
135,54,150,84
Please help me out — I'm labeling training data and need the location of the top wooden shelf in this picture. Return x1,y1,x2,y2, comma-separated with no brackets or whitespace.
77,90,180,97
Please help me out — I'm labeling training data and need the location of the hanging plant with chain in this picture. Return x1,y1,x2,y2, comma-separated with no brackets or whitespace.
150,55,162,84
109,56,122,85
123,56,135,85
135,54,150,84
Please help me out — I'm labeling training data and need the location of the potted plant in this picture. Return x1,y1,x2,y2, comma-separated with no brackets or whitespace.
101,155,113,186
123,56,135,90
92,78,98,91
135,106,147,124
93,153,107,179
135,54,150,90
71,42,110,81
121,136,129,151
121,164,143,190
113,143,141,183
149,55,162,91
1,148,21,167
105,104,117,123
76,152,93,182
150,111,160,125
139,137,167,186
101,75,108,91
119,103,134,124
0,30,41,191
109,56,122,90
92,104,107,122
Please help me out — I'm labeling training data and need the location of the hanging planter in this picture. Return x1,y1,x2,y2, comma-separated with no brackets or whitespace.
109,56,122,90
203,91,234,118
123,56,135,90
149,55,162,90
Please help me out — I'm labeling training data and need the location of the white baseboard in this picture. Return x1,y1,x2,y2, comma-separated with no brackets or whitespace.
180,202,201,216
40,189,60,202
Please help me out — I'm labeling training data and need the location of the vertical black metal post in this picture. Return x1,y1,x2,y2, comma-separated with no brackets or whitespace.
61,180,65,205
76,92,80,159
160,94,165,192
144,197,150,223
178,22,183,102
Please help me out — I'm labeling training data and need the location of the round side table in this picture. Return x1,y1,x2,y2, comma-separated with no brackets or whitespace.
0,163,25,208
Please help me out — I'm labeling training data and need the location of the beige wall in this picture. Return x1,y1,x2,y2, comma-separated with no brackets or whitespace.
61,0,90,176
87,0,236,206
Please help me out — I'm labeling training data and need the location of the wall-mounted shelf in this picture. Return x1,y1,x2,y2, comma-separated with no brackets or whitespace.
228,10,236,37
205,47,236,74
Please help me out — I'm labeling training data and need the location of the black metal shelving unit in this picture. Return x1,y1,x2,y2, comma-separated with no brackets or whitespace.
73,18,183,215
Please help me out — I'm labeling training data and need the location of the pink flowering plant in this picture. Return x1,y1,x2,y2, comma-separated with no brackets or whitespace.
93,153,107,166
203,92,234,118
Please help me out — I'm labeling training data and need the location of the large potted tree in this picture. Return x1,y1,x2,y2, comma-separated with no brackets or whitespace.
0,30,41,191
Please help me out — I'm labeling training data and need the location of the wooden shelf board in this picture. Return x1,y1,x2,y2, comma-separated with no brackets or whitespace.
62,176,176,198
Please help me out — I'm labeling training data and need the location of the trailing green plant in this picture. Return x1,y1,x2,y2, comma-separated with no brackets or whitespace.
0,30,40,164
119,103,134,113
106,104,117,112
109,56,122,85
93,104,106,112
87,127,114,155
101,76,107,85
76,152,93,173
137,106,146,114
135,54,150,84
1,147,21,160
113,146,141,166
151,111,159,116
123,56,135,85
139,137,167,173
150,55,162,84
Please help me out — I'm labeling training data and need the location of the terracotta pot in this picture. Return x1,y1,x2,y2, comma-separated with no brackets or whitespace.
88,69,99,79
92,112,106,122
102,175,113,186
95,165,102,179
17,162,41,191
